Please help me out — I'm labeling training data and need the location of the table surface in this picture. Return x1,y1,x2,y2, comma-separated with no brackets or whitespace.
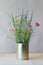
0,53,43,60
0,53,43,65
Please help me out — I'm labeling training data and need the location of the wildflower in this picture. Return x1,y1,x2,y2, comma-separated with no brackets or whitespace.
35,22,40,27
27,27,32,31
8,27,16,31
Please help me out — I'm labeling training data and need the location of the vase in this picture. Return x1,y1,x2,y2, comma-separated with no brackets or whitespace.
17,43,29,60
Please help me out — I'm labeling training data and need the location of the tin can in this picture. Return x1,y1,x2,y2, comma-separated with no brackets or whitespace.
17,43,29,60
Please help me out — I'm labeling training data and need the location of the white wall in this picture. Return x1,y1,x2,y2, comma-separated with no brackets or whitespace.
0,0,42,52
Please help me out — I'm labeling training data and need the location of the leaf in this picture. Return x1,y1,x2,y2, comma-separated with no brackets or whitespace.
29,11,33,24
11,15,15,27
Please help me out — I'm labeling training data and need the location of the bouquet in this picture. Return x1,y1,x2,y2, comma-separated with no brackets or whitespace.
8,10,40,43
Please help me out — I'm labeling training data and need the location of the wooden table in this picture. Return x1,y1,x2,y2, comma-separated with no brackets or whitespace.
29,53,43,60
0,53,43,60
0,53,43,65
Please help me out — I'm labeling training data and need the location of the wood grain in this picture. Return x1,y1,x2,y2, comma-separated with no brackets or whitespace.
0,53,43,60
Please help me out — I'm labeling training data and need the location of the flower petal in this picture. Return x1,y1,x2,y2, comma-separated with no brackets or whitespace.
35,22,40,27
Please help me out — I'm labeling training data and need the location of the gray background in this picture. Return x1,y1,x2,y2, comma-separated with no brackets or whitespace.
0,0,42,53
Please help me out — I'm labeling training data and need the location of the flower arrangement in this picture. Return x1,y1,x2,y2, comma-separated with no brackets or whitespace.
8,10,40,43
